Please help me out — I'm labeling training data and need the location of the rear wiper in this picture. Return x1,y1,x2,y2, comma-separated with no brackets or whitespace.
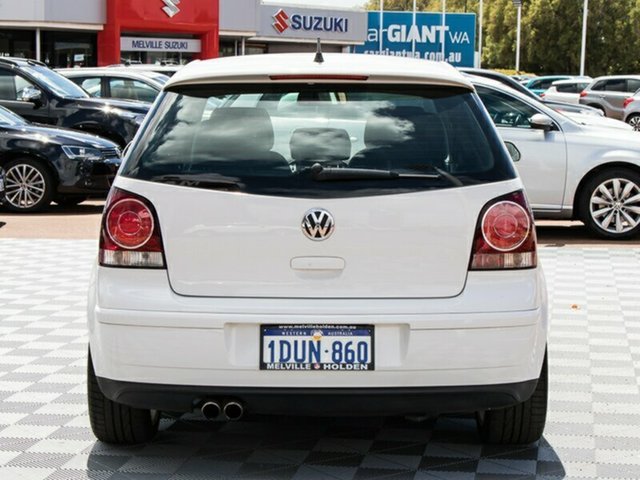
305,163,442,182
151,173,244,191
412,164,464,187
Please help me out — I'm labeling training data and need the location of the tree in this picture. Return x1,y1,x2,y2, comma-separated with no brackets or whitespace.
364,0,477,12
482,0,521,70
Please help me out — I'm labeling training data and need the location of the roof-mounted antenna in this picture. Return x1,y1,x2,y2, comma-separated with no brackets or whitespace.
314,38,324,64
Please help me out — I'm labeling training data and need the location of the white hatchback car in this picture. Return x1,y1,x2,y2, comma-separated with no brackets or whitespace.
87,53,549,446
540,78,592,105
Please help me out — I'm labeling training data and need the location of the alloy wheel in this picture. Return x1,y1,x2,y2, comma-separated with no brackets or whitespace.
629,115,640,132
589,178,640,234
5,163,46,210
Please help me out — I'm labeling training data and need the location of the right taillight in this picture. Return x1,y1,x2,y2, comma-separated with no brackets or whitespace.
470,190,537,270
99,187,165,268
623,97,634,109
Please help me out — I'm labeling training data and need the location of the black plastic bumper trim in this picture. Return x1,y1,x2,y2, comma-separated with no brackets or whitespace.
96,377,539,416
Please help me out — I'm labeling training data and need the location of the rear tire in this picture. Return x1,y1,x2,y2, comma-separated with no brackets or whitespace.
477,352,547,445
87,351,159,444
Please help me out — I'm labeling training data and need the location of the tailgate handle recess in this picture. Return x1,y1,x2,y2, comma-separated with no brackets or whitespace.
290,256,345,271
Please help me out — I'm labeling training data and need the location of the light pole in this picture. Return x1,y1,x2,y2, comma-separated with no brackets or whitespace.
441,0,446,60
478,0,483,68
580,0,588,76
379,0,384,54
513,0,522,72
412,0,417,55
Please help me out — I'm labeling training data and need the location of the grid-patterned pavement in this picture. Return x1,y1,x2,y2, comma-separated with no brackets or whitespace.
0,238,639,480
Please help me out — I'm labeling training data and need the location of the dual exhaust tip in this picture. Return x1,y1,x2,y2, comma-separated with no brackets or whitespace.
201,400,243,421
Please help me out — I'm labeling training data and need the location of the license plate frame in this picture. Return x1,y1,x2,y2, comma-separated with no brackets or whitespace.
260,324,375,371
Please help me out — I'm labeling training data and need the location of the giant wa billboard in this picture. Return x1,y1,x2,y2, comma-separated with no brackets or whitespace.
354,11,476,67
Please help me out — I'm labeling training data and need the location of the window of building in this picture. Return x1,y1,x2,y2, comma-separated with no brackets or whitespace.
41,31,97,68
0,30,36,59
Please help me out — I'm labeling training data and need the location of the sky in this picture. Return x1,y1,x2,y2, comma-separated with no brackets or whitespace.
263,0,366,10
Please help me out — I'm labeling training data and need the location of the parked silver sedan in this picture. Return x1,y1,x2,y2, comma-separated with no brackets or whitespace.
472,76,640,239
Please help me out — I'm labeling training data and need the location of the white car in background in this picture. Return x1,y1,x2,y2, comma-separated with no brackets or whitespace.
58,68,169,103
87,53,548,446
541,78,592,104
623,92,640,131
473,76,640,239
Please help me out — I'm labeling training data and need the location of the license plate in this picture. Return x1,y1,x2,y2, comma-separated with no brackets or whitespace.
260,324,374,371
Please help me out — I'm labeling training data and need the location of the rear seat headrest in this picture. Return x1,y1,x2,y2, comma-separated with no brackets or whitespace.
201,108,275,154
290,128,351,162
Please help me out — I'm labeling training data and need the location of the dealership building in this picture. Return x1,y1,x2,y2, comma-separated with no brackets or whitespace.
0,0,367,67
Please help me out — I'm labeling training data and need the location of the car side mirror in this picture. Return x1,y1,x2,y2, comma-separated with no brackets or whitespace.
530,113,555,131
504,141,521,162
21,86,43,107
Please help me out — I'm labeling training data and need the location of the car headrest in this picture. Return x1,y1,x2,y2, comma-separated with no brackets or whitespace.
363,108,448,165
201,107,275,155
290,128,351,162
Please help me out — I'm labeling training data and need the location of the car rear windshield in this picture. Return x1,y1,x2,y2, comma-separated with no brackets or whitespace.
121,84,516,198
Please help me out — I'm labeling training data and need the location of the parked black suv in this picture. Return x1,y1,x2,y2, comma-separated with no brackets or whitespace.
0,58,149,147
0,105,121,212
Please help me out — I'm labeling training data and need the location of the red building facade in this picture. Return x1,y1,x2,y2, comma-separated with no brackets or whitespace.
98,0,219,66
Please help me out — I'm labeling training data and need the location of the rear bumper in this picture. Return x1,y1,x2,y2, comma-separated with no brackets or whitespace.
88,266,548,406
96,378,539,416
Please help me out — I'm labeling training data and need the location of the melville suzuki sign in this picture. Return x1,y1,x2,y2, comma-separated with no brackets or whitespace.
121,37,202,53
258,5,366,43
354,11,476,67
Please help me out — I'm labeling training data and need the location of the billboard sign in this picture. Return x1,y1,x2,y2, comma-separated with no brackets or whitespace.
354,11,476,67
258,4,367,43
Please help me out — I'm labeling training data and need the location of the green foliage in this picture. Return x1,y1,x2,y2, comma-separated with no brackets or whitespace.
364,0,640,75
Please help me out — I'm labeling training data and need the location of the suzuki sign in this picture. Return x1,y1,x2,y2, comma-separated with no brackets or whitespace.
121,36,201,53
354,11,476,67
271,9,350,35
259,5,366,43
162,0,181,18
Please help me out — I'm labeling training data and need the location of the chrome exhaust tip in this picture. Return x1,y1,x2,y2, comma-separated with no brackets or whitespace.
201,401,221,420
223,401,244,421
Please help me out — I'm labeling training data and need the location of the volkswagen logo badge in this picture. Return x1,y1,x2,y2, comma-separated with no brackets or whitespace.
302,208,335,241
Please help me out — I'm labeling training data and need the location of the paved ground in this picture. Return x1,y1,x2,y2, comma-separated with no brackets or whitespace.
0,203,103,240
0,238,639,479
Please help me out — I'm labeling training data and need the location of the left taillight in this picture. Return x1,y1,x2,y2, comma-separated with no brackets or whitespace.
623,97,634,109
99,187,165,268
469,190,537,271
